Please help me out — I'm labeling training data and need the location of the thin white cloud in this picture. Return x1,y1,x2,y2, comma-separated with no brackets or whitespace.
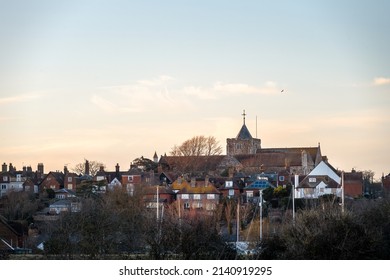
214,81,279,95
0,93,44,105
185,81,281,100
91,95,142,114
373,77,390,86
93,76,282,112
137,75,175,86
183,86,217,100
93,75,191,114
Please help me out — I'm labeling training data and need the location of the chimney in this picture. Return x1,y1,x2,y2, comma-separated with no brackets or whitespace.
115,163,120,173
99,165,105,172
37,163,44,174
191,177,196,188
85,160,90,175
2,163,7,173
9,163,14,172
228,167,234,178
64,165,68,174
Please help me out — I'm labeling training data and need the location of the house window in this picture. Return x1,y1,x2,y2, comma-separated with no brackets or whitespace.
206,203,216,210
68,177,73,182
207,194,215,200
1,185,6,190
309,178,317,183
279,176,285,182
128,176,133,182
194,202,202,208
16,174,21,182
96,176,105,181
3,176,7,181
50,185,56,189
184,202,190,209
228,189,235,196
181,194,189,200
67,184,73,189
193,194,201,200
225,181,233,188
246,191,254,198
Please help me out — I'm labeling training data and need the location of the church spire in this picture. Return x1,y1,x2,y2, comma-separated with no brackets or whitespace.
236,110,252,140
242,109,246,125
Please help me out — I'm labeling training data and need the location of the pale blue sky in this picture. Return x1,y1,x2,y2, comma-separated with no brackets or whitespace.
0,0,389,178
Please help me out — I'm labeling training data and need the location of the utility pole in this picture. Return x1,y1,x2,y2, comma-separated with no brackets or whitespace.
236,198,240,243
259,190,263,241
293,175,299,223
341,172,345,213
156,185,159,221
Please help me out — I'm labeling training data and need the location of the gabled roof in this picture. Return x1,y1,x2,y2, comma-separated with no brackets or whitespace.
50,200,71,207
260,146,321,164
306,161,340,184
40,171,65,186
179,184,220,194
127,168,143,176
159,155,226,174
173,178,220,194
299,175,340,189
54,188,76,196
298,161,341,189
245,179,275,190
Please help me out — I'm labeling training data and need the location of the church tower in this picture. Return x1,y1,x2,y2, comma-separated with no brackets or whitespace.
226,110,261,155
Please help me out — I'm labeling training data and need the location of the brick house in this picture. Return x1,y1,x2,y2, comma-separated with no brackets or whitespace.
214,178,243,199
382,173,390,195
22,178,38,194
39,171,64,192
0,216,24,252
143,185,175,209
173,177,221,211
64,172,78,191
121,168,142,195
343,170,364,198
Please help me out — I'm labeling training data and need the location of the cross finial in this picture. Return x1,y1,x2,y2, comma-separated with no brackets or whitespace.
242,109,246,125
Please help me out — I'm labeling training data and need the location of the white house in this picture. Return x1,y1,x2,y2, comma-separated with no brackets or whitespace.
295,161,341,199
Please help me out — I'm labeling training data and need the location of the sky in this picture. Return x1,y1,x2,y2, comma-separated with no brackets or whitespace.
0,0,389,179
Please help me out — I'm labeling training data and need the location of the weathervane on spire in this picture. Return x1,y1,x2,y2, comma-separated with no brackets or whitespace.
242,109,246,125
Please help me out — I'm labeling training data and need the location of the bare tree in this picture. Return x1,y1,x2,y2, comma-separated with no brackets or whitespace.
2,191,39,220
72,160,105,176
170,136,222,156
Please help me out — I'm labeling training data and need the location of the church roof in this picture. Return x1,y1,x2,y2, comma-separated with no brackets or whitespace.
236,124,253,140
